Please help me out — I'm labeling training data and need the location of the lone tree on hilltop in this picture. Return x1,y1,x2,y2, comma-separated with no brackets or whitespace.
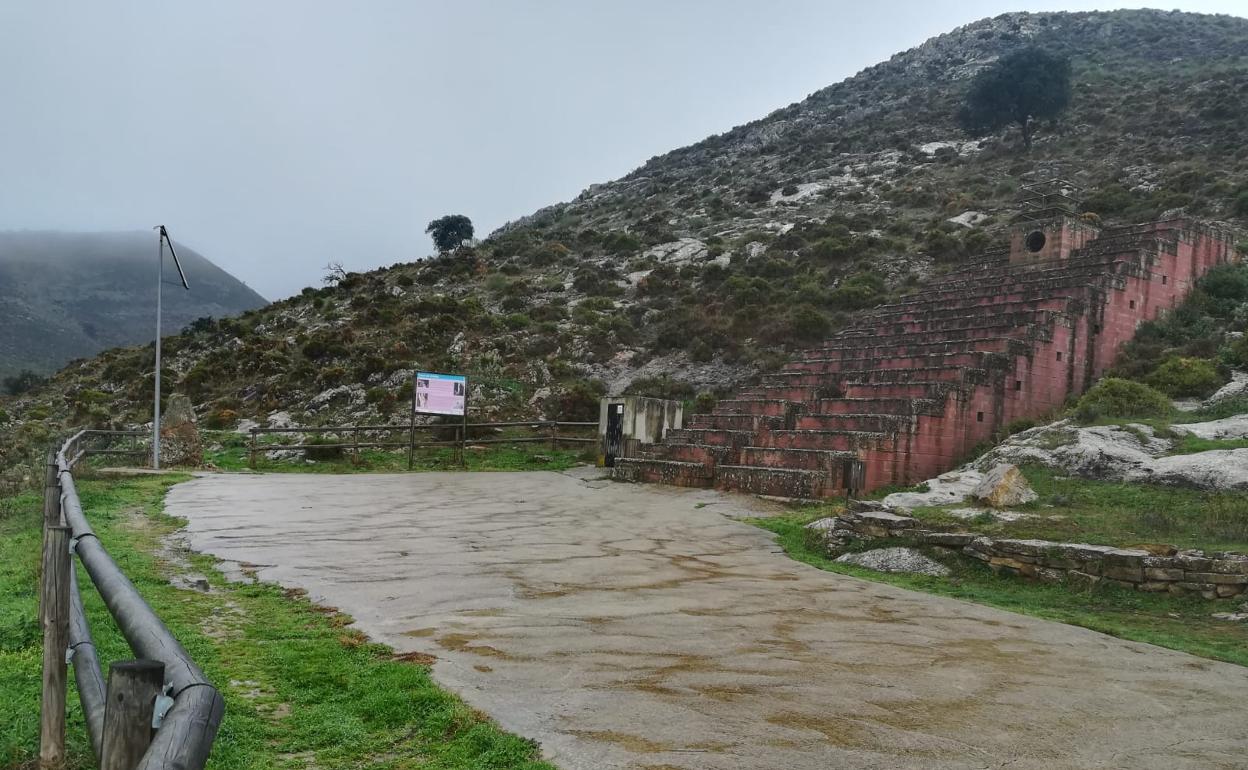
958,47,1071,150
426,214,474,253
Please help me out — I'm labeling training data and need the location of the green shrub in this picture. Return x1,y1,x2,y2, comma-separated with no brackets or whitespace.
503,313,531,330
1072,378,1173,423
202,408,239,429
1144,357,1223,398
304,436,345,461
692,392,718,413
552,379,607,421
624,376,696,401
3,370,46,396
1005,418,1036,435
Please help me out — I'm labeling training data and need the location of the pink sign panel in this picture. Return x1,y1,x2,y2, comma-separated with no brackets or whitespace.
414,371,466,416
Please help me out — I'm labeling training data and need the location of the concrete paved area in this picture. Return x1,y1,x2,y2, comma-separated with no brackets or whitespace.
167,470,1248,770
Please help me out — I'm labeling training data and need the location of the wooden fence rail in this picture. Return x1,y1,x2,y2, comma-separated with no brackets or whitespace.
40,430,223,769
247,420,599,469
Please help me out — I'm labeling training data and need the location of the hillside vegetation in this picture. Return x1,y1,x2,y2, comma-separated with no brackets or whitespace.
4,9,1248,487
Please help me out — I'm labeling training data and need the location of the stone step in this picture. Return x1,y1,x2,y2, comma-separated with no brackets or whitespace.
796,413,917,433
814,397,945,416
864,295,1078,326
713,465,833,499
761,429,896,452
663,428,755,447
770,351,1006,381
611,458,712,488
713,398,800,417
685,413,782,431
738,446,856,471
840,365,987,385
642,442,732,466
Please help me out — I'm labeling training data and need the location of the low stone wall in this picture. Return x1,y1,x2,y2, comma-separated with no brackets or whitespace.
809,504,1248,600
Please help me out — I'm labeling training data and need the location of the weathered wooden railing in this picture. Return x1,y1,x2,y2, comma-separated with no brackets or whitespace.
39,430,224,769
247,420,599,469
59,429,149,468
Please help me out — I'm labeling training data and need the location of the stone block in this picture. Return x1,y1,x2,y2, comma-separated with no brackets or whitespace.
993,538,1055,557
1139,581,1173,592
1103,576,1143,589
1183,572,1248,585
963,547,991,562
1144,567,1184,582
1066,571,1100,589
1034,567,1065,583
988,556,1027,572
856,510,916,529
1174,554,1215,572
1216,584,1246,598
1102,564,1144,583
1102,548,1151,565
1102,578,1136,590
920,532,976,547
1177,582,1219,600
1210,558,1248,575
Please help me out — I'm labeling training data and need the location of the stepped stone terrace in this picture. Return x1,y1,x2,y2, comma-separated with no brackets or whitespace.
613,217,1242,499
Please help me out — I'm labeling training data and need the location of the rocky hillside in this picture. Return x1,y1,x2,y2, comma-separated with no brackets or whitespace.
0,231,267,380
3,9,1248,486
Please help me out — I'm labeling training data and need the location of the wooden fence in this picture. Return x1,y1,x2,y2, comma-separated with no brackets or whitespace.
247,420,599,469
40,429,223,769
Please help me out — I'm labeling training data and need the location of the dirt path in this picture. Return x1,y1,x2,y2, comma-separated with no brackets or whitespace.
166,469,1248,770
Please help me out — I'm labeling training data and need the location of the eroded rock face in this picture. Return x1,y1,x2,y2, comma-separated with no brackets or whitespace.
1174,415,1248,441
972,463,1037,508
1204,371,1248,407
834,547,951,577
882,469,984,510
974,420,1248,491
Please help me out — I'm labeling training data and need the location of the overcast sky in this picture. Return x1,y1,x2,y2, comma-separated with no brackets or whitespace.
1,1,1244,300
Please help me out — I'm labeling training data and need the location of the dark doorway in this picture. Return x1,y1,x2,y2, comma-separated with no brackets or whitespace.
604,403,625,467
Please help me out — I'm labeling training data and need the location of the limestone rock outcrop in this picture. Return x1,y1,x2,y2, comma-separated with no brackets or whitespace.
159,393,202,467
971,464,1037,508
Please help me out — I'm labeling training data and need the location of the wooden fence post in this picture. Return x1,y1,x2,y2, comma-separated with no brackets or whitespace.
39,525,71,769
100,660,165,770
248,429,257,470
407,424,416,471
44,451,62,528
353,428,361,466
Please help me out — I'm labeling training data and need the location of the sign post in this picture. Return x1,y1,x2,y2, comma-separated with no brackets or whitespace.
413,371,469,467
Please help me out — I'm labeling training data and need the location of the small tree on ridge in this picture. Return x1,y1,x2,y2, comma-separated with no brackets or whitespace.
426,214,474,254
958,47,1072,150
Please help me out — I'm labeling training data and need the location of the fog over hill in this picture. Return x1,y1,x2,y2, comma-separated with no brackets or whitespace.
0,231,267,380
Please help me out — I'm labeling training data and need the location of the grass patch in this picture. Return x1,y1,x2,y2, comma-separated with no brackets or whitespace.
0,473,554,770
909,465,1248,552
205,430,593,474
752,511,1248,668
1175,396,1248,423
1169,434,1248,455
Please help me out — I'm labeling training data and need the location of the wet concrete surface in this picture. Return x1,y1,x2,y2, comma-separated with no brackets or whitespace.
166,469,1248,770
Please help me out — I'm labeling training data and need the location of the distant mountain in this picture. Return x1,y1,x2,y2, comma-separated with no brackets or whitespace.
0,231,267,380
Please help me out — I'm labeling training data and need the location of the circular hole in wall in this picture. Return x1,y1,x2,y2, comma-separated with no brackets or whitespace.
1025,230,1047,253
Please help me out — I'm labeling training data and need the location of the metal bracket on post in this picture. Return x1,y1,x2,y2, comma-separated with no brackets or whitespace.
152,684,175,729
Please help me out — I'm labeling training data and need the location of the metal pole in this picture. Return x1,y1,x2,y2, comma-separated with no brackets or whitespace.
152,229,163,470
